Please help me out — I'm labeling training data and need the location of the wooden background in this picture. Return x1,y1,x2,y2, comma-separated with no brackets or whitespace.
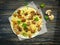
0,0,59,45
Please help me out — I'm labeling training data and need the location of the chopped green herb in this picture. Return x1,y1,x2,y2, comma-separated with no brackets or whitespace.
34,17,39,21
22,23,27,29
22,32,27,36
22,10,25,14
22,23,28,32
17,20,21,24
40,3,45,8
45,15,49,20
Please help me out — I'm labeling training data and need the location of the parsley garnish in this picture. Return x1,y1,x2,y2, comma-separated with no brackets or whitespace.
40,3,45,8
22,23,27,29
45,15,49,20
34,17,39,21
22,32,27,36
17,20,21,24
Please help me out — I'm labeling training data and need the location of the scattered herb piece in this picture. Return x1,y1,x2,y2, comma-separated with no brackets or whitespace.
34,17,39,21
22,23,27,29
22,10,25,14
22,32,27,36
22,23,28,32
17,20,21,24
40,3,45,8
45,15,49,20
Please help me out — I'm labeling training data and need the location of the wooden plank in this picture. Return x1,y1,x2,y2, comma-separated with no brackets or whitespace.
0,0,59,44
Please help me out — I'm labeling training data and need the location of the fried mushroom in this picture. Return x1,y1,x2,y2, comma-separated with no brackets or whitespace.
39,15,42,18
13,24,22,32
30,11,36,15
21,17,26,22
32,20,36,24
36,11,40,15
11,20,17,26
28,15,33,20
17,10,21,15
13,14,17,17
24,12,28,16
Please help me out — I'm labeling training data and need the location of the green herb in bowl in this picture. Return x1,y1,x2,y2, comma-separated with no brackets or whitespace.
22,32,27,37
17,20,21,24
22,23,27,29
22,23,28,32
34,17,39,21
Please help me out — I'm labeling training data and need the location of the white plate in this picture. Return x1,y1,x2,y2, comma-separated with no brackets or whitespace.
9,1,47,40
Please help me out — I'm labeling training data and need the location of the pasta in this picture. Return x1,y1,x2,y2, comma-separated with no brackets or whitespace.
10,6,42,38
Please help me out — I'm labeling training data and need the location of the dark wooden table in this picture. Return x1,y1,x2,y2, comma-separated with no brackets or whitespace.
0,0,59,45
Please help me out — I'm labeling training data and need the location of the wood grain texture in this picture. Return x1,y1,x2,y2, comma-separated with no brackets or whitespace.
0,0,59,45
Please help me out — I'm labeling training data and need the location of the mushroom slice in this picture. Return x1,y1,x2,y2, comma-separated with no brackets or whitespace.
36,11,40,15
14,24,22,32
30,11,36,15
21,17,26,22
28,15,33,20
13,24,21,35
32,20,36,24
38,27,41,31
39,15,42,18
11,20,17,26
13,13,17,17
49,14,54,20
17,10,21,15
17,26,22,32
24,12,28,16
46,10,52,15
